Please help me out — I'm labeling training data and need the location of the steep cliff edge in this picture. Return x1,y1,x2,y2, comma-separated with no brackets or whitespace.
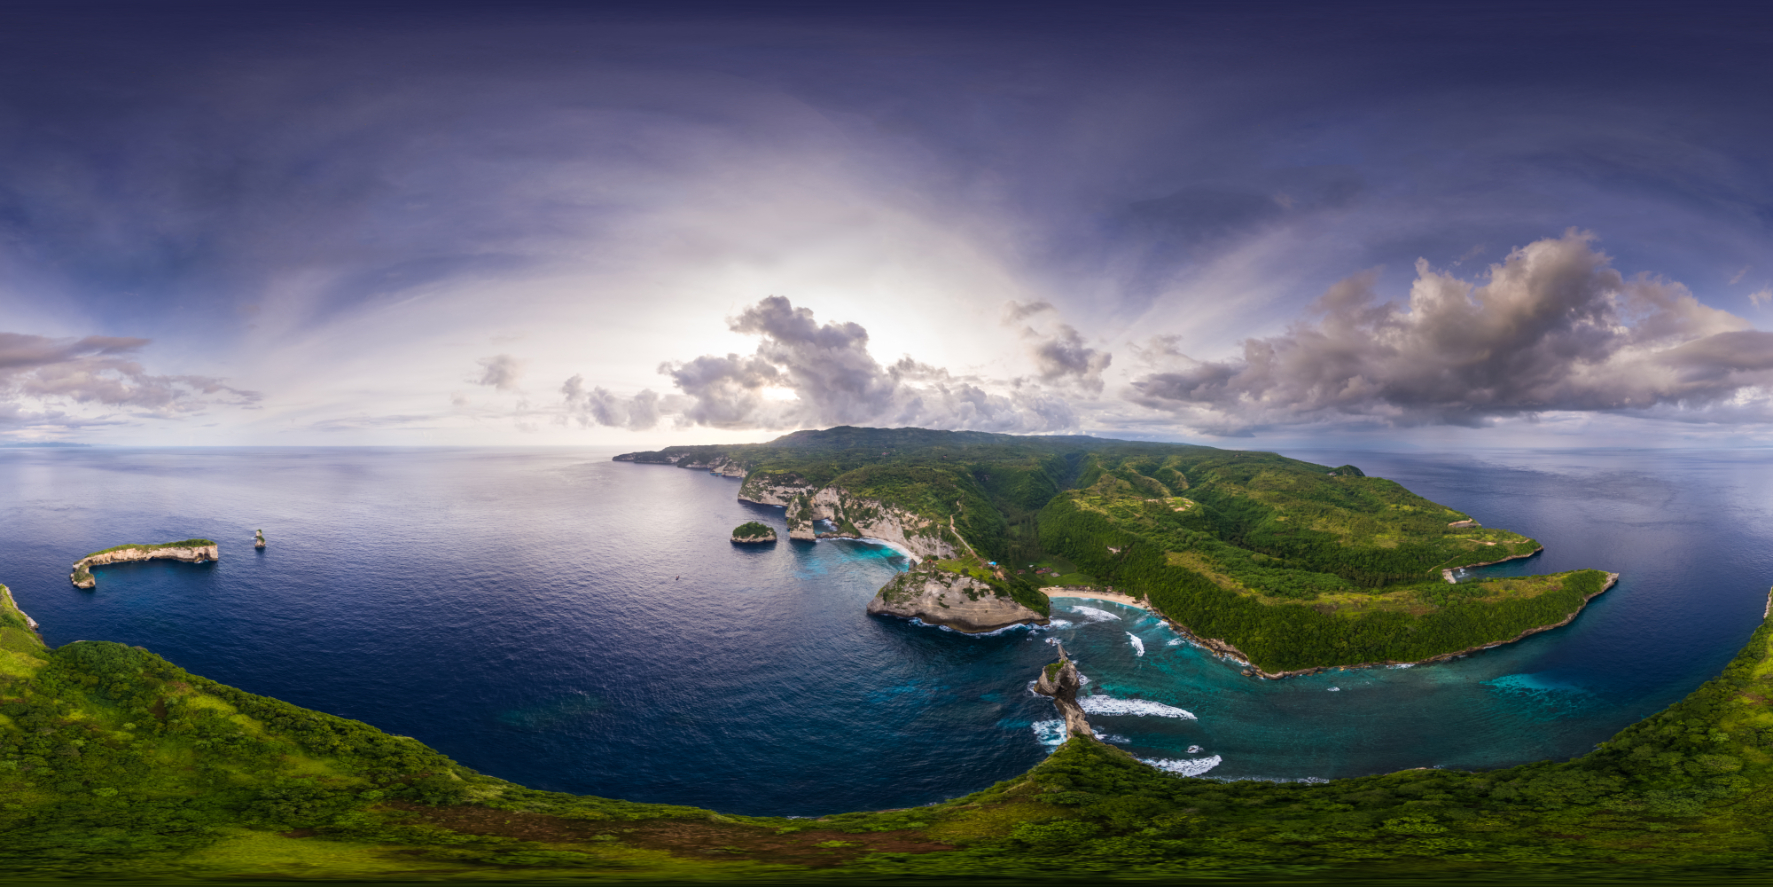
742,474,961,559
867,564,1049,633
70,540,219,589
1032,650,1092,738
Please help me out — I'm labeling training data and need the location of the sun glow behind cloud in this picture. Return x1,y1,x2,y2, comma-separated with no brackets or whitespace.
1,5,1771,447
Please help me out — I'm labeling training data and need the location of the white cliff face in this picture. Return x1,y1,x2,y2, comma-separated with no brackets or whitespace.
741,476,959,560
738,475,815,507
866,567,1047,633
822,490,958,560
71,544,220,589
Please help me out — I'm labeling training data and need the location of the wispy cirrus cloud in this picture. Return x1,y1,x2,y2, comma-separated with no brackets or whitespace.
0,332,259,433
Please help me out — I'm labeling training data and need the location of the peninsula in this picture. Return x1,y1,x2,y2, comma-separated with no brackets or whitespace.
68,539,218,589
618,426,1616,673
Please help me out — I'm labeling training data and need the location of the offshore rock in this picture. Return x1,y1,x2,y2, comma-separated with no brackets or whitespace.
867,566,1048,633
1033,653,1092,738
71,542,219,589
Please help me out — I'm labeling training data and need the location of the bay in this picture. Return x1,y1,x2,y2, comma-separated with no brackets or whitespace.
2,445,1769,814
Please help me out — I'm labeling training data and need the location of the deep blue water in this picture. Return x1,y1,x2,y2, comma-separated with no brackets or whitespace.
3,446,1771,814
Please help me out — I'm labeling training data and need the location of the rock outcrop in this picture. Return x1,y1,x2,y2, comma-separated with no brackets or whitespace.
70,541,219,589
742,474,960,559
730,522,777,543
867,565,1048,633
254,529,266,549
1033,648,1092,738
786,494,818,541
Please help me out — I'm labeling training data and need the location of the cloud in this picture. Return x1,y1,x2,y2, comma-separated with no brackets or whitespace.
1750,288,1771,307
474,354,525,391
1128,231,1773,433
1002,300,1113,393
1731,266,1750,285
575,296,1081,433
561,376,665,430
0,332,259,419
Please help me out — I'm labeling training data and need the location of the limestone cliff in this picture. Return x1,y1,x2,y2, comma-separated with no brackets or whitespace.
1033,651,1092,739
71,541,219,589
867,565,1048,633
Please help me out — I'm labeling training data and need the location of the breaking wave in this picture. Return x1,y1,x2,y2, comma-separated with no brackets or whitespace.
1069,606,1121,622
1078,696,1196,719
1127,632,1145,657
1141,755,1223,777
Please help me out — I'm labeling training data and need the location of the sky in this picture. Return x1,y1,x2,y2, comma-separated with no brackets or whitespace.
3,0,1772,448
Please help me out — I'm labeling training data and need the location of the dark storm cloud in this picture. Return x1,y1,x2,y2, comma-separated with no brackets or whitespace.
1128,232,1773,432
0,332,259,417
585,296,1081,432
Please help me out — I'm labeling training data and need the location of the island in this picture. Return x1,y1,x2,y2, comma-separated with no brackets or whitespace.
619,426,1615,672
730,521,777,543
68,539,219,589
254,529,266,549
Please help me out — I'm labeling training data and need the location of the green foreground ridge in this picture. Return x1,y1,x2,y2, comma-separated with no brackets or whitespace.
623,427,1607,673
4,582,1773,881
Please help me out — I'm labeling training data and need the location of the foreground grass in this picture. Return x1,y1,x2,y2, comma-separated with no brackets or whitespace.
5,580,1773,882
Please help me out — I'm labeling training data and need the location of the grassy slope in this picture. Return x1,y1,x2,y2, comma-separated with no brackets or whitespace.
3,585,1773,881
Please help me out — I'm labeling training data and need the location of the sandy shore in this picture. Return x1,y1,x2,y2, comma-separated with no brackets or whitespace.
1043,587,1148,609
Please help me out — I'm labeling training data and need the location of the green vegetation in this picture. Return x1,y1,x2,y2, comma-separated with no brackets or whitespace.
730,521,776,542
623,427,1603,672
5,582,1773,881
82,539,217,559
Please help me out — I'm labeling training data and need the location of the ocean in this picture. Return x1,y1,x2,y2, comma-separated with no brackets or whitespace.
3,445,1770,815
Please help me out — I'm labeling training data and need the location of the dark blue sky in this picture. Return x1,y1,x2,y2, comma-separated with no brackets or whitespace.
1,1,1771,444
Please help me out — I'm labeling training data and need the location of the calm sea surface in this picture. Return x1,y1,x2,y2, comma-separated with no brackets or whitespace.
3,446,1771,814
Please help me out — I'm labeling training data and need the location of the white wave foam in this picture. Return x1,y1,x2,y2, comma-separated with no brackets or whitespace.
1187,745,1203,754
1166,638,1184,646
1078,696,1196,719
1032,720,1118,747
1069,605,1121,622
1142,755,1223,777
1328,686,1340,692
1046,619,1074,629
1127,632,1145,657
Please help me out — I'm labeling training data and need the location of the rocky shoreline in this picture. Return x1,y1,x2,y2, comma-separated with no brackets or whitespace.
1440,545,1544,583
70,541,219,589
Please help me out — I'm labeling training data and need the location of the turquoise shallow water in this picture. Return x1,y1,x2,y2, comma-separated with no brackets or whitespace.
3,446,1771,813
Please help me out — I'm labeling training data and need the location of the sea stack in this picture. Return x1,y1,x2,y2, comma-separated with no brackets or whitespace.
255,529,266,549
1033,647,1093,739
